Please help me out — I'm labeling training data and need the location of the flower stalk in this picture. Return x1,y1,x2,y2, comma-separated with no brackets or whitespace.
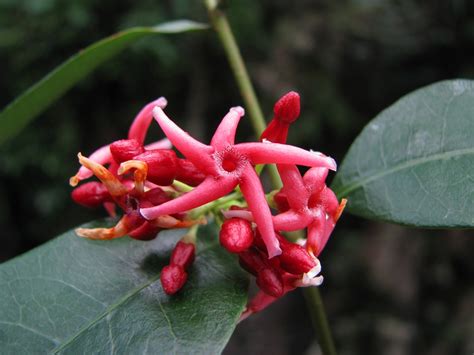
204,0,281,188
204,2,338,354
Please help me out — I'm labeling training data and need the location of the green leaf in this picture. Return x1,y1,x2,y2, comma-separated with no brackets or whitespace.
0,20,208,146
0,220,248,354
332,79,474,227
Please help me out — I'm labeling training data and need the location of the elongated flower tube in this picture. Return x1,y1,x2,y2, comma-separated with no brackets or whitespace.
140,106,337,258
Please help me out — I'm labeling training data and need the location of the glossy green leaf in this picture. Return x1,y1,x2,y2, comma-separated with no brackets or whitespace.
0,220,248,354
0,20,208,146
332,79,474,227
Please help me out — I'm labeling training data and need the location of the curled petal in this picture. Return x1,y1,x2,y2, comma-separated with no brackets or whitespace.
75,214,142,240
70,145,112,186
236,142,337,171
240,164,282,258
277,164,308,210
150,215,206,229
75,153,128,197
152,107,216,174
210,106,244,150
118,160,148,194
272,210,313,231
140,175,238,220
128,97,168,144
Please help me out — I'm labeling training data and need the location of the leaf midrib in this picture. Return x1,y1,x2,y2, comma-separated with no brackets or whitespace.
333,146,474,198
50,241,219,354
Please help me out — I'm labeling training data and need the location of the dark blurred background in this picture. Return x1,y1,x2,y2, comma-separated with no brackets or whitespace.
1,0,473,354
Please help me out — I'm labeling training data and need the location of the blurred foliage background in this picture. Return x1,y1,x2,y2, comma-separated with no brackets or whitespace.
1,0,473,354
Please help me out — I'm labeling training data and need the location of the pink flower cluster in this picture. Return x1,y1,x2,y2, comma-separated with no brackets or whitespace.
70,92,345,318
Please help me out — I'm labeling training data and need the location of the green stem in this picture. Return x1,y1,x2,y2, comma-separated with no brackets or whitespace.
204,0,281,188
204,2,337,354
191,191,242,218
303,287,337,355
205,0,265,134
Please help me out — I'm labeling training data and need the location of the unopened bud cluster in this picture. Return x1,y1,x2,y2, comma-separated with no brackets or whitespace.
70,92,345,317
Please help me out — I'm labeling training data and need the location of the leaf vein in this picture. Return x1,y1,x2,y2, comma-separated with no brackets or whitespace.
334,147,474,198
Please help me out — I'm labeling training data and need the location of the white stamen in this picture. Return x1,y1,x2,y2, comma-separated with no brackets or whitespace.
294,258,323,287
306,261,322,279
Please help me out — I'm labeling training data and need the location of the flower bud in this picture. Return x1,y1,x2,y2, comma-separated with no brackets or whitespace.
161,264,188,295
71,181,111,208
175,159,206,186
274,91,300,124
143,187,172,206
170,241,195,269
256,267,284,298
238,248,266,276
252,230,267,252
110,139,144,163
219,218,254,253
278,242,316,275
133,149,178,186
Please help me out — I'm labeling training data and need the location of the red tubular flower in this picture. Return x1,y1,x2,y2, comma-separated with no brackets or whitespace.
140,106,336,258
